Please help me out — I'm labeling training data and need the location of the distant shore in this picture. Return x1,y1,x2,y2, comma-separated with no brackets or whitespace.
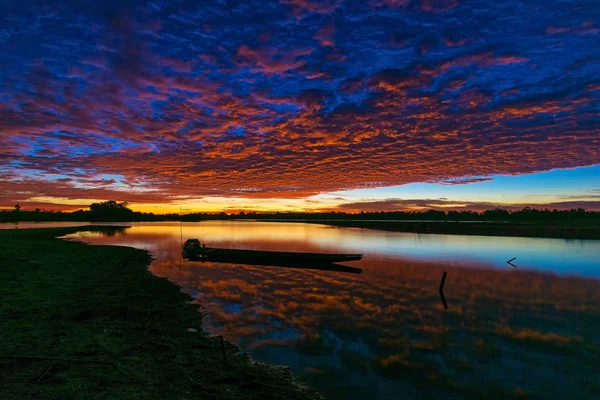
263,219,600,240
2,218,599,240
0,226,320,400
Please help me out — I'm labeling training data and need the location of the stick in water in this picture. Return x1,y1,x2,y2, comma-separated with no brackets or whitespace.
220,335,227,361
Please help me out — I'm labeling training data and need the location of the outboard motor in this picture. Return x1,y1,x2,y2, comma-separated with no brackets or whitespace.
182,239,201,259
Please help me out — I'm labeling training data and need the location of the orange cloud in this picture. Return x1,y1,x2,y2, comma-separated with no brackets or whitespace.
2,0,599,212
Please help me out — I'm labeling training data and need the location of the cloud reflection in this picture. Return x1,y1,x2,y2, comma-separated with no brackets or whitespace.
66,222,600,399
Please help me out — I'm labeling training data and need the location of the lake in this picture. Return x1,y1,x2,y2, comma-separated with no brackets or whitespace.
31,221,600,398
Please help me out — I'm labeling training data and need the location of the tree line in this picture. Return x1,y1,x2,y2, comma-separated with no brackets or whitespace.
1,200,599,223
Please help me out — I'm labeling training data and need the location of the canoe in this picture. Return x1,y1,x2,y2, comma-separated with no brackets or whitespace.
184,247,362,263
182,239,362,263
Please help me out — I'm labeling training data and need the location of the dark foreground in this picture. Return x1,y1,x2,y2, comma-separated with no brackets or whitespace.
293,220,600,240
0,227,320,400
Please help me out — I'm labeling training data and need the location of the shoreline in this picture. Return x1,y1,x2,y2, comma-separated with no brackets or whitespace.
0,226,321,399
0,218,600,240
278,220,600,240
3,219,599,240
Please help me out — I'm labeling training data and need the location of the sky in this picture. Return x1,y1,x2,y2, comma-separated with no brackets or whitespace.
1,0,600,213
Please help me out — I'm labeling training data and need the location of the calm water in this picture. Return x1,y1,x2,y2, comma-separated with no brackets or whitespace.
51,222,600,398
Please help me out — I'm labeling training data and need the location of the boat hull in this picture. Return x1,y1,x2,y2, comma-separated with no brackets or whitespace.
183,247,362,263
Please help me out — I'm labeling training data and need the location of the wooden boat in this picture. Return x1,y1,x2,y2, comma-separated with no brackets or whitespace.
182,239,362,264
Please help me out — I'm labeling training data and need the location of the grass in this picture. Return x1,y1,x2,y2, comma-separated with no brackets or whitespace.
0,226,321,400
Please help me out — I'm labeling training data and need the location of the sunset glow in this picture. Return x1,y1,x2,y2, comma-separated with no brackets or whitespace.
2,1,599,212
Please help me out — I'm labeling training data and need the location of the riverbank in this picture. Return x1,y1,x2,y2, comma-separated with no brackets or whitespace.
0,226,320,399
284,220,600,240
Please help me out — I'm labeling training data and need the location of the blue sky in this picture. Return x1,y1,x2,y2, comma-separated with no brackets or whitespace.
335,165,600,203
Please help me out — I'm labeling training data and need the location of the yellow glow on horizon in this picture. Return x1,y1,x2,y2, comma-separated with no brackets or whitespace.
6,192,599,214
3,195,343,213
131,196,343,214
27,196,108,206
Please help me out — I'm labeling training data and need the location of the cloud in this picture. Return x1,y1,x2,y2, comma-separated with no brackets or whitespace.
331,198,600,212
279,0,342,18
1,0,600,209
436,177,494,185
235,45,314,76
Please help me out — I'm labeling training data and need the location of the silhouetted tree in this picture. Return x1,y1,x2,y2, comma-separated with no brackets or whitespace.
483,208,510,220
88,200,134,221
13,204,20,212
447,211,460,222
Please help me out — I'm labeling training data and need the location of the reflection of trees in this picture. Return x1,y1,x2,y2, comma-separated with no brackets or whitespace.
150,258,600,399
97,226,128,236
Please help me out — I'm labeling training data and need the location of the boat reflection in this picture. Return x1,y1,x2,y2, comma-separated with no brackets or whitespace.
188,255,363,274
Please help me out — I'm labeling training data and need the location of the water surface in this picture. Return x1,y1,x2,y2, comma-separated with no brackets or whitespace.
56,221,600,398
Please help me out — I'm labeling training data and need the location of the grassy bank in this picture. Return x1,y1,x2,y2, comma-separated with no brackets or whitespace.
0,227,320,400
296,220,600,240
